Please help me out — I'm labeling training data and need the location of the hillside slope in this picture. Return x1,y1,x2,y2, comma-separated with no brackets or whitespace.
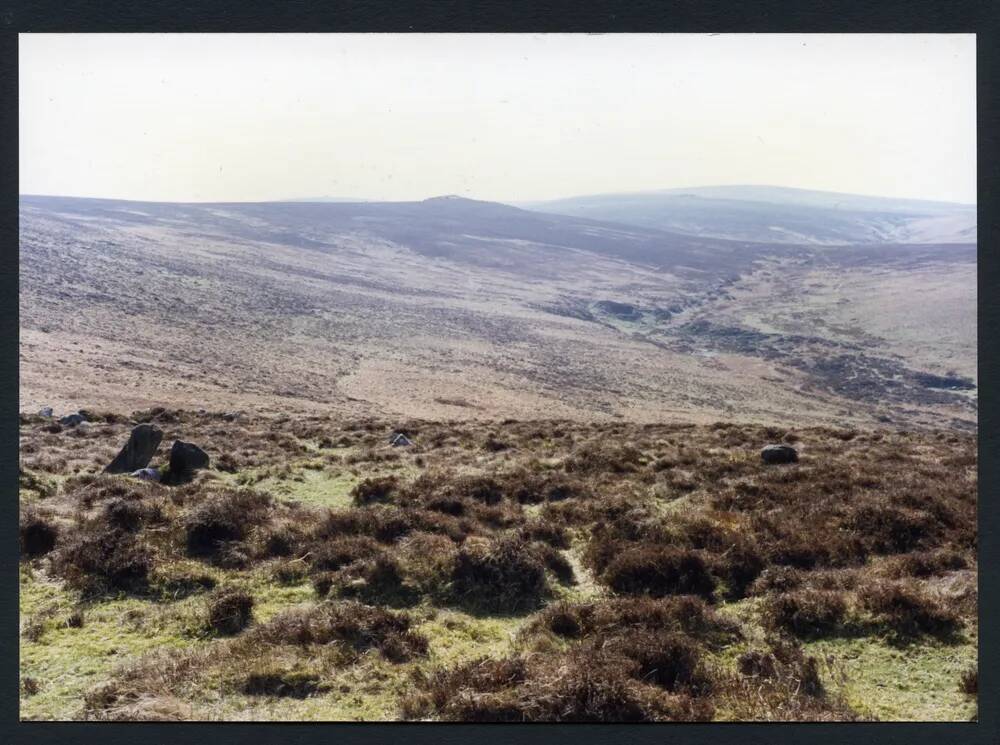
19,195,976,430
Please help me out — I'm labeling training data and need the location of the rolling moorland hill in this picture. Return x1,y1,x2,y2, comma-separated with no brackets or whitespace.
19,193,976,430
523,185,977,246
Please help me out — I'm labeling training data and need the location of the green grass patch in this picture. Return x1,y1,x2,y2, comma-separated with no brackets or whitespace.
804,632,978,721
20,569,195,720
251,468,359,509
416,609,525,667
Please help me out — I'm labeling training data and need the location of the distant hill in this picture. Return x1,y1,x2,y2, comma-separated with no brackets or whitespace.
17,194,778,279
522,185,976,245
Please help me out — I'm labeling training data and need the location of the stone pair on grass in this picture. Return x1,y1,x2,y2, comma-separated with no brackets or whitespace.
104,423,209,483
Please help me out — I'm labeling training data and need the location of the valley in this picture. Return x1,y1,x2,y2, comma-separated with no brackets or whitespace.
18,194,976,431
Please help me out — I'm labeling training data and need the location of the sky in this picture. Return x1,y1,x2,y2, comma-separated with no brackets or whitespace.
19,33,976,204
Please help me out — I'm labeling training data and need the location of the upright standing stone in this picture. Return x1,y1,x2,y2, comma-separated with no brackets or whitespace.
169,440,210,479
105,424,164,474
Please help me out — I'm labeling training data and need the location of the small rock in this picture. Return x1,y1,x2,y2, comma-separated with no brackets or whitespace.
59,413,86,427
761,444,798,464
169,440,210,478
105,424,163,474
38,407,53,418
130,467,161,482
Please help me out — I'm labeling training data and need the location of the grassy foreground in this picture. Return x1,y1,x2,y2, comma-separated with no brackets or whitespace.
19,410,978,721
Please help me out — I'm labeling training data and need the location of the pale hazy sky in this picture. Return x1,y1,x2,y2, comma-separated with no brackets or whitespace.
20,33,976,204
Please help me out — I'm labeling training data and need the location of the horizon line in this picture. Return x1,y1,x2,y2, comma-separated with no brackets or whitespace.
18,183,978,209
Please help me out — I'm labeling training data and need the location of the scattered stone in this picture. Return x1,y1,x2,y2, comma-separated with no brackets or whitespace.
105,424,163,474
130,467,161,482
59,413,86,427
169,440,210,479
761,444,799,464
38,407,53,418
389,432,413,447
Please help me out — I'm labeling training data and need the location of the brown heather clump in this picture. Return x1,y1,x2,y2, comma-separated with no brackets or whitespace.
517,519,571,549
17,415,977,721
103,498,149,532
533,542,576,585
960,667,977,695
183,488,272,557
709,540,767,599
450,535,550,612
762,590,848,638
539,601,584,638
748,566,806,595
19,508,58,558
603,546,716,599
529,596,740,649
239,667,324,698
604,630,713,693
258,524,303,558
314,508,378,539
737,639,823,696
206,589,254,635
711,636,867,721
844,503,937,555
406,649,714,722
251,601,427,662
68,474,165,510
564,441,645,475
51,526,153,596
310,535,383,572
449,475,506,505
858,580,962,639
322,555,420,607
882,549,968,579
351,475,400,505
502,469,589,504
